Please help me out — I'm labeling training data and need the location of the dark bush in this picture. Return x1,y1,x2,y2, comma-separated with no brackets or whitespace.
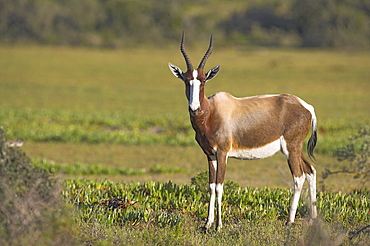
0,128,76,245
292,0,370,49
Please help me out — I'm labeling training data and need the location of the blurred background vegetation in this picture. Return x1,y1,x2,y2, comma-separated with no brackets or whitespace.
0,0,369,49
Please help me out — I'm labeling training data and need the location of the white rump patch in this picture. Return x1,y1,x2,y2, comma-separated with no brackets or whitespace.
228,136,288,160
189,70,201,111
297,97,317,132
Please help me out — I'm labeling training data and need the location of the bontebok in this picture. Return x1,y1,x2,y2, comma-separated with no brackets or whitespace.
168,33,318,230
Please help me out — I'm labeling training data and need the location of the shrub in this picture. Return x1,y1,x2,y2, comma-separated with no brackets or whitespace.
322,126,369,187
0,128,76,246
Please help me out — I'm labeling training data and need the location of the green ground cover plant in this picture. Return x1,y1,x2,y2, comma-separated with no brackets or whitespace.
63,176,369,245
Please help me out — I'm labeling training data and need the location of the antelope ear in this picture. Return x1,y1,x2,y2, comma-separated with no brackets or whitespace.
168,63,184,81
205,65,220,82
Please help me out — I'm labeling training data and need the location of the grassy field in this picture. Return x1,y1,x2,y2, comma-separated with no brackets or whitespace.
1,46,369,118
1,45,369,184
0,45,369,245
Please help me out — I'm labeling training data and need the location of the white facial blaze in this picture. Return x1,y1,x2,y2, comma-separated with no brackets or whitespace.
189,70,201,111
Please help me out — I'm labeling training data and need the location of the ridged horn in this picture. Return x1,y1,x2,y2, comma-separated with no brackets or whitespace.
198,35,213,70
180,32,193,70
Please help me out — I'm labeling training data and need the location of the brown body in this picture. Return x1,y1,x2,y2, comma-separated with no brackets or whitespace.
169,33,317,230
194,92,314,178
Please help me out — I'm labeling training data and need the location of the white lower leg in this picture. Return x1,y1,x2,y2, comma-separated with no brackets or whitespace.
206,183,216,228
306,166,317,220
288,175,305,224
216,183,224,230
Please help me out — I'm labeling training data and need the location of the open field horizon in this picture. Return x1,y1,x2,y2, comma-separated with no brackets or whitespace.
1,45,369,118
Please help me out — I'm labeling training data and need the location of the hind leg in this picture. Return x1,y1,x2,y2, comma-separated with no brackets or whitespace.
286,152,317,224
287,172,305,224
303,156,317,221
306,168,317,221
286,150,306,224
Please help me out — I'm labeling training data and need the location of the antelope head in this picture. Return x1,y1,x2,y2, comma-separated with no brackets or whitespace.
169,32,220,113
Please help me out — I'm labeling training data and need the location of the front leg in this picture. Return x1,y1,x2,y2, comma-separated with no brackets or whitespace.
215,151,227,230
205,155,217,229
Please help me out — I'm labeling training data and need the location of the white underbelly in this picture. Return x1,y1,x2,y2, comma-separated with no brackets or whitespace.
228,137,284,160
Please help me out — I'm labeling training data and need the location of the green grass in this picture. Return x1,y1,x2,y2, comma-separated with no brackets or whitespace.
6,45,366,189
0,46,369,118
72,218,365,246
0,108,194,145
0,45,369,245
1,44,368,190
23,142,365,192
33,158,186,176
1,47,369,154
2,107,368,156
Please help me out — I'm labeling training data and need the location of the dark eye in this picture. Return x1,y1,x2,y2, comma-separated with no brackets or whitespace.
197,75,206,82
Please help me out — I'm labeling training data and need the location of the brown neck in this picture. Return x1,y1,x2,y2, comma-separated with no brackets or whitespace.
189,93,211,133
189,93,215,156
